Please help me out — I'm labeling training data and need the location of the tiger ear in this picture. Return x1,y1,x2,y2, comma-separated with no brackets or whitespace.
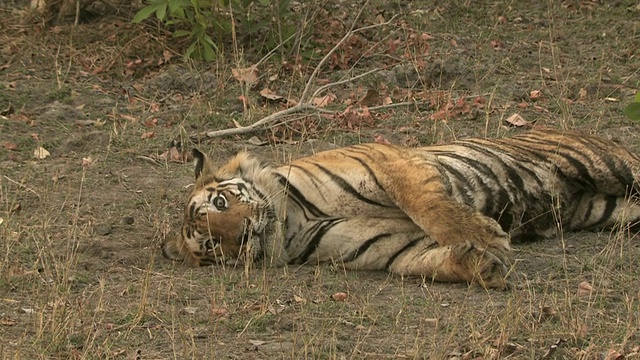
192,149,214,180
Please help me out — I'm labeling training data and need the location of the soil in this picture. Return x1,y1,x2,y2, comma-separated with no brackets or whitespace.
1,1,640,359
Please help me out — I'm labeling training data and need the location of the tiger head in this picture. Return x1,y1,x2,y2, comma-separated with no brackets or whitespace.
162,149,276,266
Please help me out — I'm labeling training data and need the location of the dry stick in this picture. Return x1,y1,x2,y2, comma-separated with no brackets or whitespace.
192,13,399,141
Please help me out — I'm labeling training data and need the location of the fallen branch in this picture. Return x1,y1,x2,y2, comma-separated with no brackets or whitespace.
191,6,399,141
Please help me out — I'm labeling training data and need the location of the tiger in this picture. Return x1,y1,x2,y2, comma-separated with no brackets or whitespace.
162,128,640,288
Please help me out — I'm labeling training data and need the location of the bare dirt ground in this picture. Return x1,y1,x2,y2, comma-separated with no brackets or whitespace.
1,1,640,359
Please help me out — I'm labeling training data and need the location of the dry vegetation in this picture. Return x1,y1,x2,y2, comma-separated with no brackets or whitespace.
1,0,640,359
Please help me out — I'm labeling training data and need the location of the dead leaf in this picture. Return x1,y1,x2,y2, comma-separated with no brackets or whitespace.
577,281,594,296
120,114,139,123
144,118,158,127
604,349,625,360
382,96,393,105
530,90,542,100
505,113,532,128
259,88,285,101
293,294,306,304
82,157,94,167
359,89,379,107
182,307,198,315
578,88,587,101
33,146,50,159
238,95,250,108
249,339,266,347
0,317,16,326
247,136,268,146
140,132,155,139
210,308,227,317
312,94,336,108
332,292,348,302
374,134,391,145
4,142,17,150
232,66,259,85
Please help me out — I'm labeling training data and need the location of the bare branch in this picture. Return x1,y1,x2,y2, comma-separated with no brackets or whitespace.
192,10,398,141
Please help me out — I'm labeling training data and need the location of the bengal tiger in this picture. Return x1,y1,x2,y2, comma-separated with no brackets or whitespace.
162,128,640,288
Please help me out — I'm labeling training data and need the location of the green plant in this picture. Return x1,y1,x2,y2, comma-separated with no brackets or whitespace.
132,0,297,61
624,92,640,121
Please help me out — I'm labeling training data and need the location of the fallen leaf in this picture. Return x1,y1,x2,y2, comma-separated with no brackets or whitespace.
120,114,139,122
158,146,189,163
82,157,94,167
578,88,587,101
374,134,391,144
505,113,532,128
359,89,379,107
293,294,306,304
249,339,266,347
577,281,594,297
312,94,336,108
603,349,625,360
382,96,393,105
259,88,285,101
332,292,348,302
140,132,155,139
4,142,17,150
232,66,259,85
238,95,250,108
0,318,16,326
33,146,50,159
21,308,35,314
247,136,268,146
210,308,227,316
144,118,158,127
182,307,198,315
530,90,542,100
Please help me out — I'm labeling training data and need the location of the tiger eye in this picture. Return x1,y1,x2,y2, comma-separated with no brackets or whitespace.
212,195,227,210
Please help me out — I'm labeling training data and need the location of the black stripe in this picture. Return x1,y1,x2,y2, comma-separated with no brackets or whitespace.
312,162,390,208
188,203,196,219
275,174,328,218
294,219,346,264
342,233,392,262
587,195,619,229
289,164,329,202
505,137,598,189
343,154,386,192
438,163,474,205
285,219,325,249
385,237,422,270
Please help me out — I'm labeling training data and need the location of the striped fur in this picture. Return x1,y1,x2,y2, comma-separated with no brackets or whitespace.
163,129,640,288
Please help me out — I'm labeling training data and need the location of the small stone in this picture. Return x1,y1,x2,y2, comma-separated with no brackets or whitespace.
94,224,113,236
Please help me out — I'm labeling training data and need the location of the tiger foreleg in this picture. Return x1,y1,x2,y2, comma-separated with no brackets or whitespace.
388,240,511,289
379,160,512,262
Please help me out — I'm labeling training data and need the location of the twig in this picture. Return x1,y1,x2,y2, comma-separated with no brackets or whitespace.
3,175,41,199
193,5,398,141
311,67,384,100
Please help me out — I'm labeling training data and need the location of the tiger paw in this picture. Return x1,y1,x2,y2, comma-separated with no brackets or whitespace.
451,241,512,290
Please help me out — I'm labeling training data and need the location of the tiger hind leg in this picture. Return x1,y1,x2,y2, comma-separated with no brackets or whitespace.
568,192,640,231
388,241,511,289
